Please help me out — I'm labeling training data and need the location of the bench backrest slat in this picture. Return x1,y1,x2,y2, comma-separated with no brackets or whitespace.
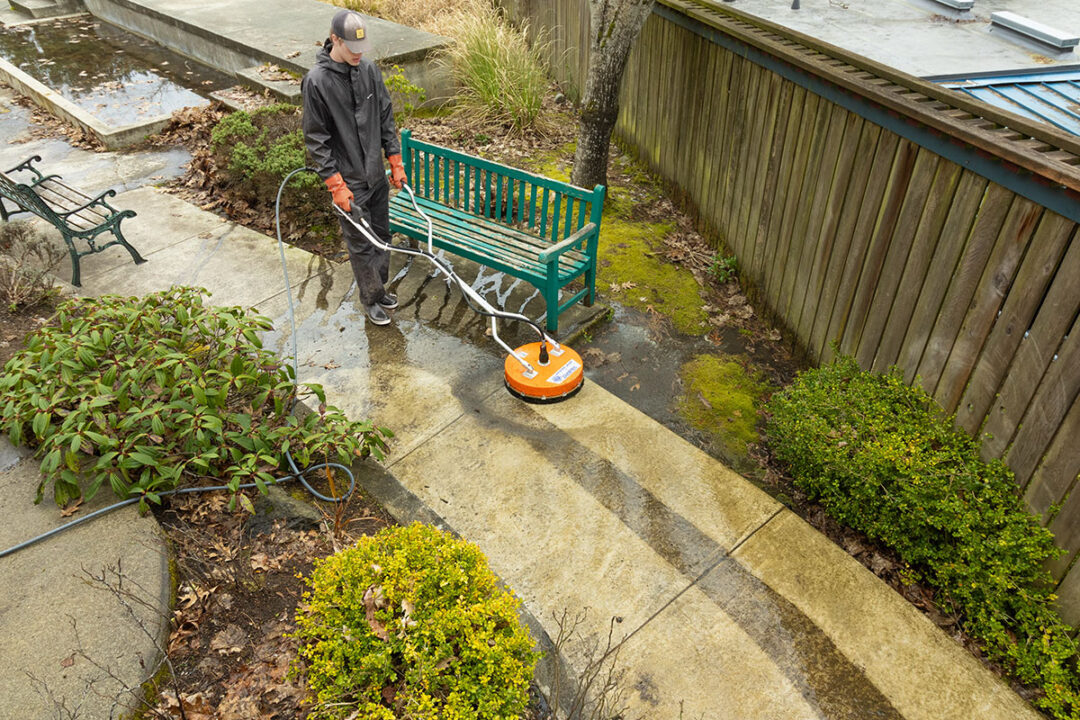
401,130,604,248
0,172,62,225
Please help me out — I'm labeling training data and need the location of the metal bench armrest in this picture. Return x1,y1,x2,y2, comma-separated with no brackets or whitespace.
537,223,597,263
56,188,119,217
4,155,45,180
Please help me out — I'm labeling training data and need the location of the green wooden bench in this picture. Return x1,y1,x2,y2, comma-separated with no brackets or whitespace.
388,130,605,333
0,155,144,287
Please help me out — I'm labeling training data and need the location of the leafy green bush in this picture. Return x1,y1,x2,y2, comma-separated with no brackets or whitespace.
766,356,1080,718
210,103,321,197
438,6,549,132
293,522,538,719
0,287,390,510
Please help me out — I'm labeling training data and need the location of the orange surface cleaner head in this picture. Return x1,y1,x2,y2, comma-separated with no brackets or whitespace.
504,341,584,403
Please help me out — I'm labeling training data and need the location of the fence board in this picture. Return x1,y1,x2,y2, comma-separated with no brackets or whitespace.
718,55,750,240
700,49,735,241
773,95,829,321
795,112,864,345
760,83,807,290
731,63,770,260
853,147,939,369
810,121,882,360
790,105,854,339
779,98,836,325
683,33,712,219
766,90,820,317
841,139,920,359
932,199,1042,413
1030,403,1080,530
742,70,783,264
822,132,901,362
751,80,796,280
956,214,1076,434
981,232,1080,461
872,159,963,373
912,184,1017,393
781,98,838,325
1005,311,1080,484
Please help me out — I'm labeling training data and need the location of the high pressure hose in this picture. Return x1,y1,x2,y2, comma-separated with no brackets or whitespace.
0,169,356,560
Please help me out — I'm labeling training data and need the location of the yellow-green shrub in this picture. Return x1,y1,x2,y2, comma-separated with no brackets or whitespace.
293,523,538,719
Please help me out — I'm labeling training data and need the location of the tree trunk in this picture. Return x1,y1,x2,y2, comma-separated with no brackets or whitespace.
570,0,655,190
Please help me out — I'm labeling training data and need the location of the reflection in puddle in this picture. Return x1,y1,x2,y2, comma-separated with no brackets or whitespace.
0,16,233,125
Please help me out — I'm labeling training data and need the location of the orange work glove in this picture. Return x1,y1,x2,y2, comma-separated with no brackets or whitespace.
325,172,353,212
388,154,407,190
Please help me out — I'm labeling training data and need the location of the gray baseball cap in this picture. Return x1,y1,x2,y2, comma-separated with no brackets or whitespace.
330,9,373,54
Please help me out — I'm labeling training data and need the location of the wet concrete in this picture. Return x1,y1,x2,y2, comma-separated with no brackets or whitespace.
0,84,190,194
0,16,231,127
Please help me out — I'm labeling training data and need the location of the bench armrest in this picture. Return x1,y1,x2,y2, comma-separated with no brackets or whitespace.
537,223,597,263
4,155,45,181
57,188,119,217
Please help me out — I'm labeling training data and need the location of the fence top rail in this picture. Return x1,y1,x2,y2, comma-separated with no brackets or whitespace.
402,131,604,202
663,0,1080,193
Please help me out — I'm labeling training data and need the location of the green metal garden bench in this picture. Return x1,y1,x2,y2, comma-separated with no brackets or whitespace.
0,155,144,287
388,130,605,333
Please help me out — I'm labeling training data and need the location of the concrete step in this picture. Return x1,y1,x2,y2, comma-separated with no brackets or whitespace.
234,64,302,104
8,0,82,19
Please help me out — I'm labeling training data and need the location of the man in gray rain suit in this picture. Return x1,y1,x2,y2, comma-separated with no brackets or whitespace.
302,9,407,326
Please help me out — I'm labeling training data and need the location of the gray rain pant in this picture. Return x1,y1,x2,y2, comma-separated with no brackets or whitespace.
337,179,391,307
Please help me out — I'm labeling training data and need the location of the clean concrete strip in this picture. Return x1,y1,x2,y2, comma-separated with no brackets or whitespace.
386,386,824,718
730,511,1041,720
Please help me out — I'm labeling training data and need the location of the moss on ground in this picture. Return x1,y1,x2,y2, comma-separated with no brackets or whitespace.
677,354,771,473
529,144,710,335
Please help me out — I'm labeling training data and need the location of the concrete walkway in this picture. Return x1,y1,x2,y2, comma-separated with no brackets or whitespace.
0,175,1041,719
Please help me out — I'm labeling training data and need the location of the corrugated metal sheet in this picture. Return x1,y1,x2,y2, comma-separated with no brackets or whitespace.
939,69,1080,137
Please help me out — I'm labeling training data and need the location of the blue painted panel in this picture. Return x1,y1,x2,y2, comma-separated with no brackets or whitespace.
940,69,1080,136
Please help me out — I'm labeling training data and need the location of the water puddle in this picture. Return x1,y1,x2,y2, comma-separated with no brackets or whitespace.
0,16,234,126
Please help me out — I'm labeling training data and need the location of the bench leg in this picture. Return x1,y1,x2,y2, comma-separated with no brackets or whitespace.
63,234,82,287
585,262,597,307
544,283,560,334
0,197,8,223
114,225,146,265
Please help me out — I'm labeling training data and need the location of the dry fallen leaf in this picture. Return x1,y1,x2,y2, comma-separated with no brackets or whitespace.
363,585,390,641
60,654,74,668
210,624,246,655
60,498,84,517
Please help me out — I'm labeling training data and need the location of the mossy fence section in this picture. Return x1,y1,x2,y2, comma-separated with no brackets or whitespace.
502,0,1080,621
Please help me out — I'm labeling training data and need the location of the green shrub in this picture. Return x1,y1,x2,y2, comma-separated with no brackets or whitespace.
210,103,321,197
438,7,549,132
382,63,427,125
293,523,538,719
0,287,390,510
766,356,1080,718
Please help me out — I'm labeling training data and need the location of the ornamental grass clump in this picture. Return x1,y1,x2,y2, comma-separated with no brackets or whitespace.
0,287,390,510
766,356,1080,718
438,6,550,132
293,523,538,719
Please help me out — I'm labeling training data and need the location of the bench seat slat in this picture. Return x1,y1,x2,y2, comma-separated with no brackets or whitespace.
392,192,591,259
390,197,589,280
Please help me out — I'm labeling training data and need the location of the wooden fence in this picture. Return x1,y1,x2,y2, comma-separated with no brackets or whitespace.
503,0,1080,620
